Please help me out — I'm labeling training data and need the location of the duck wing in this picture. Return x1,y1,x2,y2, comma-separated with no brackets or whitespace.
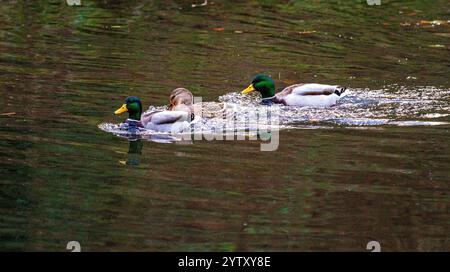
142,110,189,125
286,84,340,96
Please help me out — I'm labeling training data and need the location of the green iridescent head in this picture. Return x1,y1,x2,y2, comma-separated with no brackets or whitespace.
114,96,142,120
241,74,276,98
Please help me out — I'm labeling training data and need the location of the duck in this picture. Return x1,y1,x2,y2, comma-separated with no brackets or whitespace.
167,88,232,119
114,92,194,133
167,87,195,113
241,74,347,107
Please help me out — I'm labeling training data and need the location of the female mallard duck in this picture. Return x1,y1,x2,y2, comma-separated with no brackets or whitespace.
168,88,231,119
167,88,194,113
241,74,347,107
114,89,194,133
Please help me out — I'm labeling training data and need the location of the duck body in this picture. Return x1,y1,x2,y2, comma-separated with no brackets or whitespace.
142,88,195,133
141,110,192,133
242,74,347,107
274,83,347,107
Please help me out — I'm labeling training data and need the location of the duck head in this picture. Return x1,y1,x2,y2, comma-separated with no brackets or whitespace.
241,74,276,99
115,96,143,120
168,88,193,112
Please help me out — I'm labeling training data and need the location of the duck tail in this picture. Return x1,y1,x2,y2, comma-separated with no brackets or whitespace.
334,86,347,97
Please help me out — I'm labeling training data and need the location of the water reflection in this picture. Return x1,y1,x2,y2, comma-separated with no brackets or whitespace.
125,140,143,166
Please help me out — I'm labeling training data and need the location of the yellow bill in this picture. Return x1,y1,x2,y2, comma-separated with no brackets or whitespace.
241,84,255,94
115,104,128,115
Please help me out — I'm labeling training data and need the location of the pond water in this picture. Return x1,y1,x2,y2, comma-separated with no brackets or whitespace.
0,0,449,251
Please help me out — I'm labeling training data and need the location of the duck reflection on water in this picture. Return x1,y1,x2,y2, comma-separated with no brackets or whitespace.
125,140,143,166
123,136,193,166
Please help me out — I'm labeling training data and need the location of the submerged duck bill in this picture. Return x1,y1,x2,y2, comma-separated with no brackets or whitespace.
115,104,128,115
241,84,255,94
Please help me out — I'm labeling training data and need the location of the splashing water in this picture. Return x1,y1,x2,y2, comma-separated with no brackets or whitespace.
99,85,450,141
218,85,450,126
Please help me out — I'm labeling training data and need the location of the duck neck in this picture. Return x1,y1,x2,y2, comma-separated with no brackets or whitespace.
128,112,141,121
260,85,276,99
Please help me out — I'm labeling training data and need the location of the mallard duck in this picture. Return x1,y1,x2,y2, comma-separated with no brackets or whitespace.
167,88,194,113
114,95,193,133
168,88,232,119
241,74,347,107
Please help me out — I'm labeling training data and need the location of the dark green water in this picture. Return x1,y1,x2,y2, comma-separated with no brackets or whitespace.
0,0,449,251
